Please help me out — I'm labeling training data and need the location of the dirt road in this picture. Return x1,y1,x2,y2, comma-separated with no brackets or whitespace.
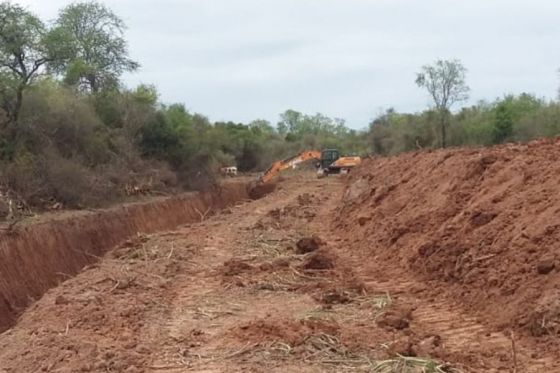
0,172,557,372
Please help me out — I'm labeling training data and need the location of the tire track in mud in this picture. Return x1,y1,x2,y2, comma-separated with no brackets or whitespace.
355,276,556,372
148,177,332,372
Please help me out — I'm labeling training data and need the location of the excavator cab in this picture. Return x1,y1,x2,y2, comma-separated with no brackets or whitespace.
320,149,340,169
316,149,341,177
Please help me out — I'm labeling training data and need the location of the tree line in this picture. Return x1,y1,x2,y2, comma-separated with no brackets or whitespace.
0,1,368,212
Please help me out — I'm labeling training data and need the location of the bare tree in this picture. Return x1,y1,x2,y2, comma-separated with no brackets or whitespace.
416,59,469,148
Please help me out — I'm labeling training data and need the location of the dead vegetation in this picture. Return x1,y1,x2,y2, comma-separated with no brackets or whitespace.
220,324,461,373
372,355,461,373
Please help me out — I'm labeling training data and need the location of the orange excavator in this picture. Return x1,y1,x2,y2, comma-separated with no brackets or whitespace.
257,149,361,184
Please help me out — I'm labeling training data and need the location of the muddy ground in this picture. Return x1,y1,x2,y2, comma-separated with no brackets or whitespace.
0,149,559,372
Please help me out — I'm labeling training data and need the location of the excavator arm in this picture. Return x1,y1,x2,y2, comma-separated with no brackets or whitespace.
258,150,321,184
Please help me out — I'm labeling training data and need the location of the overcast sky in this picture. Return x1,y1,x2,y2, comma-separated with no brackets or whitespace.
16,0,560,129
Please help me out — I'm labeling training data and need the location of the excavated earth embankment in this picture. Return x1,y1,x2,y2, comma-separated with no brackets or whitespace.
5,140,560,371
0,183,251,333
336,137,560,361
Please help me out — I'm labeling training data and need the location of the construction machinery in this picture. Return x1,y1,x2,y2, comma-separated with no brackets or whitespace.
315,149,361,178
257,149,361,185
220,166,238,177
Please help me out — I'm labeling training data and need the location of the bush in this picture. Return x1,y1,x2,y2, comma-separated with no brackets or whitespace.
1,154,44,205
368,94,559,154
43,153,97,207
0,81,185,211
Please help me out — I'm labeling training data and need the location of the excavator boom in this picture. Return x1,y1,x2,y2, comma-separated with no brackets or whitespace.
259,150,321,184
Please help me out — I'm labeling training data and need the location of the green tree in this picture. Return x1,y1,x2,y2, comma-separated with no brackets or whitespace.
491,93,542,143
249,119,275,136
277,109,302,136
131,84,158,106
53,1,139,93
492,101,514,143
139,111,179,159
416,59,470,148
0,2,66,125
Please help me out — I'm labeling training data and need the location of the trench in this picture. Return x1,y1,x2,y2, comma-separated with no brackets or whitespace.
0,182,253,333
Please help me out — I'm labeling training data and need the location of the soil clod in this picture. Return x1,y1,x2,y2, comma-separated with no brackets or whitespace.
537,259,555,275
221,259,254,276
295,236,324,254
376,306,414,331
319,290,351,305
302,250,335,270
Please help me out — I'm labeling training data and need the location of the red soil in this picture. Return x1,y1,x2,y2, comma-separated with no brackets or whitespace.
336,138,560,349
0,182,250,332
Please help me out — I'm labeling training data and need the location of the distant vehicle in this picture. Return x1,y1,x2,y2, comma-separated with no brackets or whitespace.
220,166,238,177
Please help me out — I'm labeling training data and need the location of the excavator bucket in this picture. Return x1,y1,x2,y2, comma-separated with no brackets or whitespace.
247,180,276,200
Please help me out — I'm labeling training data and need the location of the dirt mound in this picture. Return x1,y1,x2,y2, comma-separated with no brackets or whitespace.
297,193,318,206
296,236,325,254
253,197,318,232
248,182,277,200
230,318,340,346
335,137,560,339
230,319,307,345
221,259,255,276
376,305,415,331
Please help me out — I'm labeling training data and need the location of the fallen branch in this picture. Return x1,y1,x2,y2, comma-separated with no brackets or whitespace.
194,206,212,222
510,330,518,373
223,342,260,359
167,244,175,259
109,280,121,293
149,365,186,370
474,254,497,262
